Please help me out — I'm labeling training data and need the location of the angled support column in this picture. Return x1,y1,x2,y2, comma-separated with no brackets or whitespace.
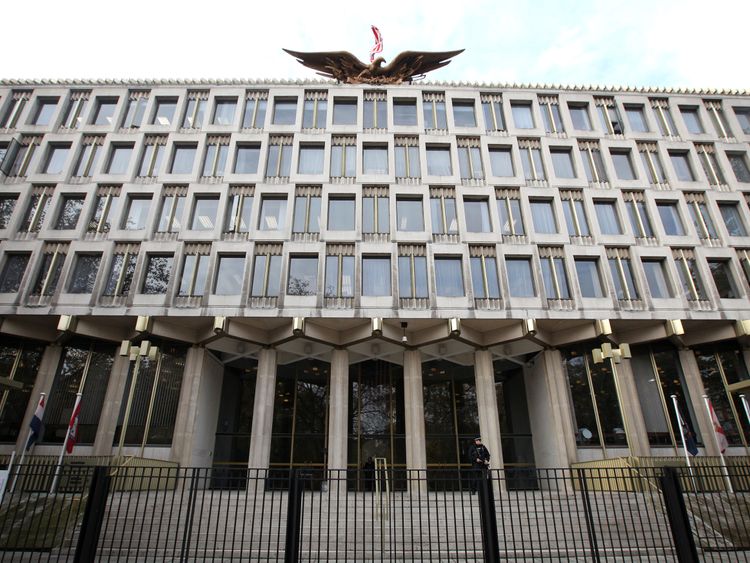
474,349,504,471
248,348,278,469
612,358,651,457
92,353,131,456
678,349,720,456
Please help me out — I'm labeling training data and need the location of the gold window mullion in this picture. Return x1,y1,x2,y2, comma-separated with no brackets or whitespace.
337,253,343,297
584,355,607,454
167,196,178,233
262,253,272,296
97,194,112,233
645,150,659,184
480,255,489,297
679,254,699,300
710,107,728,139
410,254,417,297
528,148,539,180
586,148,600,183
40,248,60,296
440,196,448,234
631,200,647,238
431,101,437,130
114,251,130,296
615,256,631,300
691,202,710,239
188,254,200,295
489,101,498,131
569,199,581,236
550,256,562,298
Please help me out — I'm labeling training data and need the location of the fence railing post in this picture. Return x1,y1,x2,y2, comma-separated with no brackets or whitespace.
576,469,600,563
660,466,699,563
73,465,111,563
179,467,200,563
478,468,500,563
284,468,304,563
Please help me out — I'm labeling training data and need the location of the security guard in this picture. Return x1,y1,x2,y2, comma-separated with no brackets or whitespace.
468,436,490,494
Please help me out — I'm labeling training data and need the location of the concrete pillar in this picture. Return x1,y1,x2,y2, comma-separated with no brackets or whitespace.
403,349,426,472
523,349,577,468
14,344,63,454
474,349,504,471
247,348,278,469
612,359,650,457
171,346,224,467
326,349,349,473
678,349,720,456
92,353,131,456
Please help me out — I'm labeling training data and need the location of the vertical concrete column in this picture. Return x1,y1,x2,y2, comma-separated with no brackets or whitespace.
327,349,349,494
14,343,63,454
523,349,577,468
474,349,504,470
403,349,426,472
612,359,651,456
92,353,131,456
247,348,278,469
678,349,720,455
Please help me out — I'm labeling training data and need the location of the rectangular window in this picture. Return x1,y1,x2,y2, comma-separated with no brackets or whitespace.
362,256,391,296
481,94,505,132
642,259,672,298
30,98,58,126
718,203,747,236
302,92,328,129
156,189,186,233
510,101,534,129
685,193,718,240
519,140,545,181
333,97,356,125
595,97,623,134
530,200,558,234
32,245,66,296
638,142,668,184
568,103,592,131
396,197,424,231
214,255,245,295
430,191,458,235
190,196,219,231
121,92,148,128
0,254,30,292
488,146,514,177
426,145,452,176
624,104,649,132
734,107,750,135
292,188,321,234
657,201,685,236
20,186,53,232
250,245,282,297
539,95,563,134
234,143,260,174
123,195,152,230
88,186,120,234
105,144,133,175
328,196,355,231
170,144,196,174
452,100,476,127
435,257,464,297
103,246,138,296
623,192,654,238
607,248,639,300
457,139,483,180
202,137,229,177
7,137,40,177
708,260,739,299
259,196,287,231
61,91,89,129
539,249,570,299
324,248,355,298
272,97,297,125
561,191,590,237
363,144,388,174
242,91,267,129
550,147,576,178
594,200,622,235
394,136,420,178
67,254,101,294
212,98,237,125
579,141,607,183
469,247,500,299
496,190,525,236
464,198,491,233
650,98,678,137
728,153,750,183
669,151,695,181
693,144,725,185
610,149,636,180
328,136,356,179
362,188,389,234
287,255,318,295
182,91,207,128
54,195,85,230
0,195,17,229
575,259,605,298
225,187,253,234
363,91,387,129
141,254,173,294
398,246,428,299
506,257,535,297
297,144,325,174
152,97,177,125
266,136,293,177
680,106,704,134
178,249,210,297
137,137,166,178
393,98,418,126
705,100,731,139
1,91,30,129
43,144,71,175
673,249,707,301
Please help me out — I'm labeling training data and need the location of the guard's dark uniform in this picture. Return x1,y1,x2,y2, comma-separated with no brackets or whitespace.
468,439,490,493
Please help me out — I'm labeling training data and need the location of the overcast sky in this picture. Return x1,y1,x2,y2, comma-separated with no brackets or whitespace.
5,0,748,89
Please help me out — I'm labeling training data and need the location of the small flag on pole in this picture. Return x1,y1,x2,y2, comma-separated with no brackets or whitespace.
674,403,699,456
26,394,45,451
707,399,729,453
369,26,383,63
64,395,82,454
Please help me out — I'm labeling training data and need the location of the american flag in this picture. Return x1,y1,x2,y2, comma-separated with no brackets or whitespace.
369,26,383,63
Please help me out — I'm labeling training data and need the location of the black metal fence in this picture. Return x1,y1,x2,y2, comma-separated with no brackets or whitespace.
0,463,749,561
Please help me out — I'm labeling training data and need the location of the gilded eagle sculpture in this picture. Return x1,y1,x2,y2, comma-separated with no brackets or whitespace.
282,48,465,85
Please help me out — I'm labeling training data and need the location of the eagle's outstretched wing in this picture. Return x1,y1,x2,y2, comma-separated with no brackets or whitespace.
382,50,465,80
282,49,368,81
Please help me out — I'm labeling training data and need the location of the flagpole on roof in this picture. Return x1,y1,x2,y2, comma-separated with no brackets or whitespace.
12,392,45,493
50,392,82,494
670,394,697,492
702,394,733,494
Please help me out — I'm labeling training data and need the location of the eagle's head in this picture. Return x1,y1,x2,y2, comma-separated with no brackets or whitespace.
370,57,386,69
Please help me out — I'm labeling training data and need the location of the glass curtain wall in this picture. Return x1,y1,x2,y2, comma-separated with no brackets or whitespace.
0,338,45,443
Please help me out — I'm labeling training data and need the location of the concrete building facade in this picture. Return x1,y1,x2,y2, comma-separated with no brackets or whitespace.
0,79,749,476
